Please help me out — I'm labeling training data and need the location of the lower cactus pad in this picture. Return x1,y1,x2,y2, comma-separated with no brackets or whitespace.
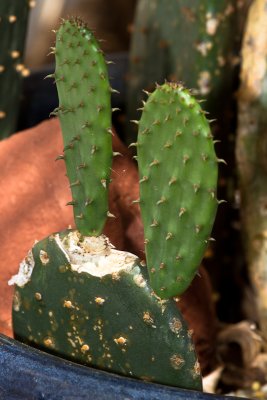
10,230,202,390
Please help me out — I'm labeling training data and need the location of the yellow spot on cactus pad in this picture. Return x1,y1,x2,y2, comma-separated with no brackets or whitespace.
206,14,219,36
63,300,73,308
81,344,90,353
0,111,6,119
95,297,105,305
8,15,17,23
143,311,154,325
40,250,50,265
43,337,54,348
34,292,42,301
10,50,20,59
114,336,127,346
169,317,182,334
170,354,185,370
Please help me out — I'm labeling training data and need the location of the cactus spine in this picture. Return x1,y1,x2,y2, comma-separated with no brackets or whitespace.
137,83,218,298
11,18,204,391
0,0,33,139
53,18,113,236
236,0,267,337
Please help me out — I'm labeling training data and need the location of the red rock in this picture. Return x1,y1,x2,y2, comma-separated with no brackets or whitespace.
0,118,217,375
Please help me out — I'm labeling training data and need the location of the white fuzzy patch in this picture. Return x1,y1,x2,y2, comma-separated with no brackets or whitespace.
55,231,139,277
8,250,35,287
8,232,140,287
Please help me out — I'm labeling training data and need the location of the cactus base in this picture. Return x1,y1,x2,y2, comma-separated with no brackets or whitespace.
10,230,202,391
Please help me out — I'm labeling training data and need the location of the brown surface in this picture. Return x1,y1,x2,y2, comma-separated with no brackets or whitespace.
0,118,217,375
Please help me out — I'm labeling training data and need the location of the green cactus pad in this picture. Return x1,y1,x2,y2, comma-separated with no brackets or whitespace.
54,18,113,235
11,230,202,391
0,0,31,139
137,83,218,298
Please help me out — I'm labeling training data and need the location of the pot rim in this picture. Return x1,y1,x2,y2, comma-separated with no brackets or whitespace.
0,334,244,400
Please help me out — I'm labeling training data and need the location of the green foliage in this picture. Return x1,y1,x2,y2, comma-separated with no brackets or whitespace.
0,0,31,139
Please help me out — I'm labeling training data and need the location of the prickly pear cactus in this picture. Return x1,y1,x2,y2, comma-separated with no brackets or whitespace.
52,18,113,236
11,230,202,390
137,83,218,299
126,0,251,144
0,0,33,139
10,18,203,391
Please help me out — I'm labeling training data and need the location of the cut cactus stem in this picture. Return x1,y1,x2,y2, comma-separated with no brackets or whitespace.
137,82,218,299
11,230,202,391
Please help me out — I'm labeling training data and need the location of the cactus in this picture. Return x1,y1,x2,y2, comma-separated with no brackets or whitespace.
137,83,218,299
126,0,251,145
10,18,203,391
11,229,202,390
52,18,113,236
0,0,33,139
236,0,267,336
127,0,252,321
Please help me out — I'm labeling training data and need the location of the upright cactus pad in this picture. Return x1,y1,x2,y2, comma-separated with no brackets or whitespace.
137,83,218,298
0,0,32,139
11,230,202,391
53,18,113,236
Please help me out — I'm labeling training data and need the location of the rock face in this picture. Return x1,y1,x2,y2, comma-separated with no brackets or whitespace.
0,118,217,375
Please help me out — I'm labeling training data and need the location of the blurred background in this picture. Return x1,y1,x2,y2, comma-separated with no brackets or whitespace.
25,0,137,68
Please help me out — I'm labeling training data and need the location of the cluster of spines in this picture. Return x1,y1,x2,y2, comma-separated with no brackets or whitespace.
136,82,219,298
51,18,116,236
0,0,34,139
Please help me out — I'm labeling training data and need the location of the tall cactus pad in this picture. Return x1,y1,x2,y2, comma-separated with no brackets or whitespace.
137,83,218,298
11,230,202,391
54,19,112,235
0,0,32,139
